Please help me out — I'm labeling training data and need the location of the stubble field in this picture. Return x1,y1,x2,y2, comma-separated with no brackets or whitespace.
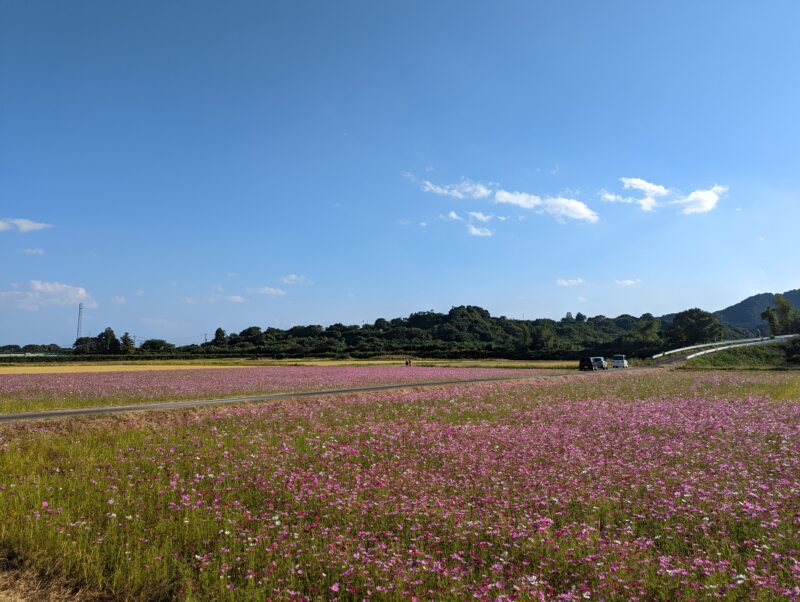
1,368,800,600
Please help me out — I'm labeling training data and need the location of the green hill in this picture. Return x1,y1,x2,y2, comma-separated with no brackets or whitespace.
714,289,800,332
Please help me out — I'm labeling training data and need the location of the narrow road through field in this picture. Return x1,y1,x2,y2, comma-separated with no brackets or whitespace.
0,371,596,423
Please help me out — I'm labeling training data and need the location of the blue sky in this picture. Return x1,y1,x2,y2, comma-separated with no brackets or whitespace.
2,1,799,345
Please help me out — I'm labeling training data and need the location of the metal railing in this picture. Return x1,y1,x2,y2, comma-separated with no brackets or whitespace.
684,334,798,361
653,334,797,359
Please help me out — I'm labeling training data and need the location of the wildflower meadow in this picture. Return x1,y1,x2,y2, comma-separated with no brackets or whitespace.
1,370,799,600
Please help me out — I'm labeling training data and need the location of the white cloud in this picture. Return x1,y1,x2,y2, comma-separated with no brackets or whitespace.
0,218,52,233
0,280,96,311
441,210,463,221
606,178,727,215
281,274,307,285
638,197,658,212
600,190,632,204
467,211,492,223
420,178,492,200
246,286,287,296
671,184,728,215
20,247,45,255
494,190,542,209
615,279,641,287
466,224,492,237
495,190,598,222
223,295,248,304
112,295,127,305
419,221,428,228
620,177,669,198
557,277,584,287
540,197,599,223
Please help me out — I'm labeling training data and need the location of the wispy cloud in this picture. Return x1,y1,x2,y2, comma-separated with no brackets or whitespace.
0,280,96,311
467,211,492,223
671,184,728,215
441,211,463,221
221,295,247,304
494,190,599,222
494,190,541,209
420,178,492,200
540,197,599,223
604,178,727,214
245,286,287,296
0,218,52,233
281,274,307,285
620,177,669,198
19,247,45,255
615,278,641,287
112,295,127,305
414,176,599,225
557,277,584,287
466,224,492,237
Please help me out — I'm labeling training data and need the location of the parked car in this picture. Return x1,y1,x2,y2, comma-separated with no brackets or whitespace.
579,357,607,371
611,354,629,368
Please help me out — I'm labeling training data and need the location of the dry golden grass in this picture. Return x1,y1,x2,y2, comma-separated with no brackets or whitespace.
0,568,106,602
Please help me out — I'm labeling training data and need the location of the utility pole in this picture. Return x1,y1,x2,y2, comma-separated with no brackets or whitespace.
76,303,84,340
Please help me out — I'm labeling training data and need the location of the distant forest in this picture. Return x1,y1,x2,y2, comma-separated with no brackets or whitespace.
2,304,766,360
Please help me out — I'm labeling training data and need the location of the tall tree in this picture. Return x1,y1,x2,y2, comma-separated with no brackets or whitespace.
120,332,135,355
667,308,724,346
96,327,121,354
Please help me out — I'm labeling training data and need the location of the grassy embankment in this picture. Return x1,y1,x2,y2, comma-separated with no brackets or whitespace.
684,342,798,370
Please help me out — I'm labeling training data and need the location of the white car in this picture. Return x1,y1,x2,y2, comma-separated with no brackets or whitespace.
611,354,629,368
591,356,607,370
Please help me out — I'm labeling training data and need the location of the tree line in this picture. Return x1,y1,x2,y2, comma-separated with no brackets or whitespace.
3,304,763,359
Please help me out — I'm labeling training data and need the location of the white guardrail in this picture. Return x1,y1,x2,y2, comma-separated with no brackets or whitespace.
653,334,798,360
684,334,798,361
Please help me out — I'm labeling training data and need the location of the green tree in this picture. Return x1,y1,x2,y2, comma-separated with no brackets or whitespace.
762,295,800,336
213,328,227,345
667,308,724,346
94,327,121,354
120,332,135,355
139,339,176,353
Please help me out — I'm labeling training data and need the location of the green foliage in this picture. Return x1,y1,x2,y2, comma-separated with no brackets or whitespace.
120,332,135,355
787,339,800,364
762,295,800,336
666,308,724,347
139,339,176,353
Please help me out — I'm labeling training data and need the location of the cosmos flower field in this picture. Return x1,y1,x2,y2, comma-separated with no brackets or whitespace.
1,369,800,600
0,365,538,414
